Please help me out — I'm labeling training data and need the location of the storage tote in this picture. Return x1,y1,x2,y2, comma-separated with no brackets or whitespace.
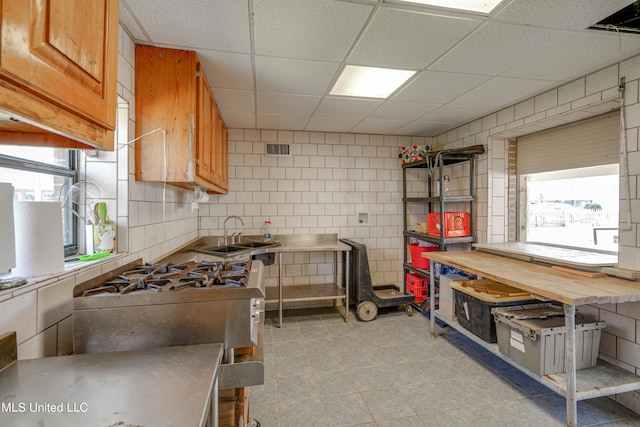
452,279,536,343
493,303,606,375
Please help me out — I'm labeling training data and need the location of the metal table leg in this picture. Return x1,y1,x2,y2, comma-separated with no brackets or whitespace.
344,250,349,322
430,259,436,337
278,252,283,328
564,303,577,426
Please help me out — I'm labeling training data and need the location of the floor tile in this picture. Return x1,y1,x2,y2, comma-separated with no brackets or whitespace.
277,374,318,402
279,398,328,427
360,387,417,421
249,307,640,427
322,393,374,426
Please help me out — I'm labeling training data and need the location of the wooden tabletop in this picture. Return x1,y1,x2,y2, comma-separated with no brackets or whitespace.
426,250,640,305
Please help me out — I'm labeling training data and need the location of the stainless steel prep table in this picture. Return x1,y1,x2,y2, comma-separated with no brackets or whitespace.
0,339,223,427
263,234,351,327
425,250,640,427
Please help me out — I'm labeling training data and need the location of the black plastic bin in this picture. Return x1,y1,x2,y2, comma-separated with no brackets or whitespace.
452,280,537,343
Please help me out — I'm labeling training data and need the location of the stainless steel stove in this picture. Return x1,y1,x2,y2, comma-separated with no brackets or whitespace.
73,257,265,389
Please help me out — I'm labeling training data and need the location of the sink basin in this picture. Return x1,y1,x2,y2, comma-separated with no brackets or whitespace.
231,241,277,248
198,245,249,255
196,241,279,257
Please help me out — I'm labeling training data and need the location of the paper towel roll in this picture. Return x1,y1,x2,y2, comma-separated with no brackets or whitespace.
13,201,64,277
0,183,15,274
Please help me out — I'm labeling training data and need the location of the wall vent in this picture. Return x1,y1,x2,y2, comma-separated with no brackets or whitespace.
266,143,291,156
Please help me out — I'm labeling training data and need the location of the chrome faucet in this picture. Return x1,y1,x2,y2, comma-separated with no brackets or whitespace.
223,216,244,245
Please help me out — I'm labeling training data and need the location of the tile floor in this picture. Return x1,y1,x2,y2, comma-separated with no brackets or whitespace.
249,307,640,427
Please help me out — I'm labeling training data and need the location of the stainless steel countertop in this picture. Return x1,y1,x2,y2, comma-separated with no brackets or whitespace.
473,242,617,269
0,343,223,427
159,233,351,264
263,234,351,253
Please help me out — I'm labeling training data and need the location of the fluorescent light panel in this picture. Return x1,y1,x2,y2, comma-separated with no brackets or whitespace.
396,0,502,13
330,65,415,98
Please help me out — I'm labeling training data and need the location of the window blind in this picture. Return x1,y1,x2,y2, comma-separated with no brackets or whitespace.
517,111,620,175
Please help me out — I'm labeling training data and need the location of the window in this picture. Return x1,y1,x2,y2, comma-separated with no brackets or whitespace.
0,146,78,256
517,112,620,253
521,165,619,252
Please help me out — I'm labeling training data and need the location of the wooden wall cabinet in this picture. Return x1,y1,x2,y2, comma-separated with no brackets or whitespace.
0,0,119,150
135,46,228,194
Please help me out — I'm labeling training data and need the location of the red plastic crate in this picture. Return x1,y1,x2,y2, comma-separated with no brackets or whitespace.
409,243,439,269
427,212,471,238
406,273,428,303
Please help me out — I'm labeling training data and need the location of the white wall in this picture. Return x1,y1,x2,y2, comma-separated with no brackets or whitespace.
199,131,429,294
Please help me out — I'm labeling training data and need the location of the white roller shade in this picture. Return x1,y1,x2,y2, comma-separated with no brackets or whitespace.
517,111,620,175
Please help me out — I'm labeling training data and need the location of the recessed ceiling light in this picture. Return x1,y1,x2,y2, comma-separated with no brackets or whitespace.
394,0,503,14
330,65,416,99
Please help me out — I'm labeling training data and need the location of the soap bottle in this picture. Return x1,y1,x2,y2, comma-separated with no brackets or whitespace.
261,220,272,243
93,202,116,253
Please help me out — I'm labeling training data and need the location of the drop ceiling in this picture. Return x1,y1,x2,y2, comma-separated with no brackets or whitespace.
119,0,640,137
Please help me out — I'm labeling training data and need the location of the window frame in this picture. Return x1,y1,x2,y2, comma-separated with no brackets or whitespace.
0,150,78,257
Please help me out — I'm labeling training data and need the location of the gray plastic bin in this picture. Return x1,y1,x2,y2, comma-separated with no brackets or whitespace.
493,303,606,375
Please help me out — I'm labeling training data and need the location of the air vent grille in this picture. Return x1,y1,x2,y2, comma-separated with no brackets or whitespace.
266,143,291,156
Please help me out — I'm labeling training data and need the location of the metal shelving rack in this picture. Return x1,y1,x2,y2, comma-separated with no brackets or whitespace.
401,146,484,309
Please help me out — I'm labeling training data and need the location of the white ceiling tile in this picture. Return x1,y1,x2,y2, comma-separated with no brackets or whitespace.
197,51,253,90
369,101,440,121
222,112,256,129
495,0,635,30
122,0,250,52
502,31,640,82
257,92,321,115
121,0,640,137
257,114,309,131
212,89,254,113
315,97,383,118
253,0,373,61
395,119,457,137
393,71,491,103
351,119,407,135
430,22,572,76
452,77,555,107
305,116,362,133
349,8,481,69
254,56,339,96
421,104,496,122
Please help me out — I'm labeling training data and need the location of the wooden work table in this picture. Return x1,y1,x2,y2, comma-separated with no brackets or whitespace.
426,250,640,305
424,250,640,427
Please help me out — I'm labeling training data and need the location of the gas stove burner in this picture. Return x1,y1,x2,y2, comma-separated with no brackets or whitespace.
80,259,251,296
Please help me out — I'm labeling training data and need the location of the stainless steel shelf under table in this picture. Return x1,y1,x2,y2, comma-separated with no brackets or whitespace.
264,234,351,327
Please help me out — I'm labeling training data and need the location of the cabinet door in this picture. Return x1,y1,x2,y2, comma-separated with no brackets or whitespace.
214,114,228,190
0,0,118,132
135,46,197,183
196,64,213,183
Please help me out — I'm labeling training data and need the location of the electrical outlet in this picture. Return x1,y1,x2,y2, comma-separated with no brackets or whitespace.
358,213,368,224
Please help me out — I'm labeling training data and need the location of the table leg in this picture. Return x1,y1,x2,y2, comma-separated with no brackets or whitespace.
278,252,283,328
564,303,577,426
430,260,436,337
211,373,219,427
344,251,349,322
